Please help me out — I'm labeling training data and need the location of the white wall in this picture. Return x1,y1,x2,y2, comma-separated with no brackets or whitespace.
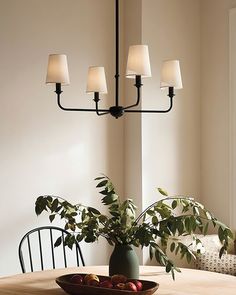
0,0,124,276
201,0,236,227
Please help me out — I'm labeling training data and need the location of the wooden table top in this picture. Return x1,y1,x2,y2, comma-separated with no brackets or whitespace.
0,265,236,295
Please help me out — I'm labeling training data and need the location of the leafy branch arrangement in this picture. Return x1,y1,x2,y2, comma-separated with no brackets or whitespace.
35,175,233,279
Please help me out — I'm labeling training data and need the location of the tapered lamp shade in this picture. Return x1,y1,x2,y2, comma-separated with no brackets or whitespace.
160,60,183,89
86,66,107,93
46,54,70,84
126,45,152,78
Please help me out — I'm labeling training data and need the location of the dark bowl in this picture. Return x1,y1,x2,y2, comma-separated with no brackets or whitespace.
56,273,159,295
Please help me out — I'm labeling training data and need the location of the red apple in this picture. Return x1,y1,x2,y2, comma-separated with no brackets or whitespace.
99,280,113,288
129,280,143,291
111,274,127,285
114,283,126,290
70,274,84,285
125,282,138,292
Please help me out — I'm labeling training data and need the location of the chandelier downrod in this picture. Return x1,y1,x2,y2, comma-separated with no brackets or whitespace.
46,0,183,119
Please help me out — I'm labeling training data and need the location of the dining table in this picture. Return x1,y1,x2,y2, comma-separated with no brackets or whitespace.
0,265,236,295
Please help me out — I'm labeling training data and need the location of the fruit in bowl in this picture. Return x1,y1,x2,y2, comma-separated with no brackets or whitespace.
100,280,113,288
114,283,126,290
111,274,127,285
70,274,84,285
125,282,137,292
129,280,143,291
69,273,144,292
57,273,159,295
84,274,100,285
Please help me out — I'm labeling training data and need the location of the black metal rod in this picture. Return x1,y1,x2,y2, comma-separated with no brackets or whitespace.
38,230,44,270
50,228,55,269
56,92,109,113
95,100,110,116
115,0,119,107
123,76,142,110
123,88,141,110
124,96,174,113
78,245,85,266
27,236,33,272
62,233,67,268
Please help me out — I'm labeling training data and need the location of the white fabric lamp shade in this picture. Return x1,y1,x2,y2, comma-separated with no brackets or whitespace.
126,45,152,78
46,54,70,85
86,66,107,93
160,60,183,89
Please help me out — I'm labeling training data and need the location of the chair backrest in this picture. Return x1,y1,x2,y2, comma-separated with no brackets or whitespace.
18,226,85,273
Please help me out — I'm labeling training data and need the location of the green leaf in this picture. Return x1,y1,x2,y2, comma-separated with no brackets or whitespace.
47,196,53,203
205,211,212,220
88,207,101,215
218,227,225,242
171,268,175,280
149,246,154,260
186,252,192,264
177,220,184,235
226,228,234,239
76,234,84,242
147,210,155,216
166,263,172,273
170,242,175,252
96,180,108,188
219,246,225,258
95,176,105,180
54,236,62,247
172,200,177,209
193,206,200,216
158,188,168,196
152,216,158,225
203,222,209,235
175,245,180,255
102,194,118,205
185,217,191,232
99,189,109,195
49,214,56,222
35,196,48,215
51,198,59,212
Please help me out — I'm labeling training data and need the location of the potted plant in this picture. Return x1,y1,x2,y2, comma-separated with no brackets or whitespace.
35,175,233,279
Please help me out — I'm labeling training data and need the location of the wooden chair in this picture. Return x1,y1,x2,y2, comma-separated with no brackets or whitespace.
18,226,85,273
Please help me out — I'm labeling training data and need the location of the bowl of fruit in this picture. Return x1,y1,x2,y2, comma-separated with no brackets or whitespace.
55,273,159,295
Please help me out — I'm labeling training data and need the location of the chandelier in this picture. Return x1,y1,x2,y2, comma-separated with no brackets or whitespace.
46,0,183,119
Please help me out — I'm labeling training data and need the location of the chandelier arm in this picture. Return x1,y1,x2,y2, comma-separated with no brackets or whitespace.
124,95,174,114
123,87,141,110
94,101,110,116
55,83,109,113
123,75,143,110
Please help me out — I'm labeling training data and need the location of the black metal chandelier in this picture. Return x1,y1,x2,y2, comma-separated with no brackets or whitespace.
46,0,183,119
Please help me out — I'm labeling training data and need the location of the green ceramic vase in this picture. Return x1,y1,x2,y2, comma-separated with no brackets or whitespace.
109,244,139,279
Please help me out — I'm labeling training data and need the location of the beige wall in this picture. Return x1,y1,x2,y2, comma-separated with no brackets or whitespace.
0,0,124,276
141,0,201,264
200,0,236,227
230,8,236,230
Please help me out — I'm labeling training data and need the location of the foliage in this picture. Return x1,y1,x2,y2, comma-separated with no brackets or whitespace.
35,175,233,279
